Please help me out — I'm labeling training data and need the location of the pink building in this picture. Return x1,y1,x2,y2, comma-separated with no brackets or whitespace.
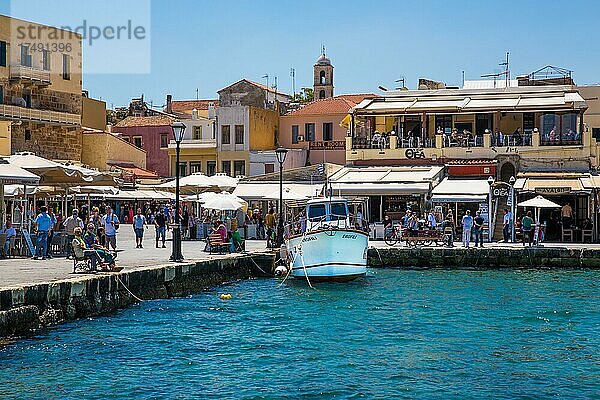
112,116,175,177
280,94,375,166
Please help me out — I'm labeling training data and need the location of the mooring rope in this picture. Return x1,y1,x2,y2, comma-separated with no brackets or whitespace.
116,275,144,302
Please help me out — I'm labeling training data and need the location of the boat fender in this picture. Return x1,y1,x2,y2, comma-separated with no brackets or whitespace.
274,265,288,277
219,293,232,300
279,244,287,260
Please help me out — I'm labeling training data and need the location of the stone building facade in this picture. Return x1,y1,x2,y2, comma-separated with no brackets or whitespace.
0,15,82,160
313,50,334,100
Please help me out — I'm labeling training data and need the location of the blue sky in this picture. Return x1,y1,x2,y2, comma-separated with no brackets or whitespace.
3,0,600,108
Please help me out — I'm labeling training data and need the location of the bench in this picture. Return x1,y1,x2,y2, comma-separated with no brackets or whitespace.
206,233,231,254
73,250,99,273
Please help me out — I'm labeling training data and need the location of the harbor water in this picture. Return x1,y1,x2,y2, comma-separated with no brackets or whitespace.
1,269,600,399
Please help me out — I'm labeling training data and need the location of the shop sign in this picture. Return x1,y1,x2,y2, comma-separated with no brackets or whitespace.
492,187,510,198
404,148,425,159
536,187,571,195
309,141,346,150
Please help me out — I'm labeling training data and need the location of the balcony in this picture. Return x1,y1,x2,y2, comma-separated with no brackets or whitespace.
9,65,51,85
0,103,80,125
168,138,217,150
346,129,590,164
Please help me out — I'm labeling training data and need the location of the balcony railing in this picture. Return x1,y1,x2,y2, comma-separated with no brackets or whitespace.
0,103,80,125
9,65,51,85
168,138,217,149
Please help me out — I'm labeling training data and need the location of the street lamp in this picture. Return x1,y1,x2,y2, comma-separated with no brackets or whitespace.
487,176,494,243
509,175,516,243
275,147,288,248
170,121,186,262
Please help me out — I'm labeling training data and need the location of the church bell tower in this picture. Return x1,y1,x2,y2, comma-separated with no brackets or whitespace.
313,46,334,100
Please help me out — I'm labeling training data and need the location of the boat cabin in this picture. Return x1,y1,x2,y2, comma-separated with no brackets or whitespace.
305,197,351,231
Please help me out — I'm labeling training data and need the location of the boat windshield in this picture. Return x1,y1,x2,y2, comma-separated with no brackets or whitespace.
330,202,347,221
308,204,326,221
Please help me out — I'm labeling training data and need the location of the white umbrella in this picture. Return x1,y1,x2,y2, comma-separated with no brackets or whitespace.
183,192,218,203
203,193,247,211
518,195,561,235
518,195,561,209
159,172,217,191
210,173,239,191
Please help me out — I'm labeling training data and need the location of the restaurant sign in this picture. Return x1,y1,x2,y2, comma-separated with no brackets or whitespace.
309,141,346,150
535,187,571,195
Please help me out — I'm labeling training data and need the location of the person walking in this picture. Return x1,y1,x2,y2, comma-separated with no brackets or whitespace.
462,210,474,248
132,208,147,248
46,208,57,259
522,211,534,247
101,207,120,252
154,208,168,248
502,208,512,242
473,210,485,248
64,208,84,259
33,206,52,260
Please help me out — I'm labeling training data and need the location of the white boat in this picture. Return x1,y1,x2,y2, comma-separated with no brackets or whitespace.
286,197,369,282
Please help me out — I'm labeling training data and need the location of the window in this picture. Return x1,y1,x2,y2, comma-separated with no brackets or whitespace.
475,113,493,135
523,113,535,134
561,113,578,140
160,133,168,148
0,86,3,104
133,136,143,148
207,161,216,176
234,160,245,177
308,204,326,221
178,162,187,177
593,128,600,141
221,160,231,176
221,125,230,144
42,50,51,71
20,45,32,67
62,54,71,80
292,125,299,144
265,164,274,174
192,126,202,140
122,136,130,143
0,41,6,67
435,115,452,134
24,129,31,141
330,203,348,221
323,122,333,141
235,124,244,144
305,123,315,141
320,70,326,84
319,90,326,99
542,113,558,141
189,161,202,174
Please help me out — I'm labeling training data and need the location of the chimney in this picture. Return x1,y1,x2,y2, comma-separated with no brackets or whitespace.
166,94,173,114
192,108,198,120
208,102,215,119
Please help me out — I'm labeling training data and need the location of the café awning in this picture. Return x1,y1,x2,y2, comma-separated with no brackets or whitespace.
431,178,490,203
514,177,589,194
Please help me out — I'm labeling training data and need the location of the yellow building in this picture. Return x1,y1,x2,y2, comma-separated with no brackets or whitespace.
0,15,83,160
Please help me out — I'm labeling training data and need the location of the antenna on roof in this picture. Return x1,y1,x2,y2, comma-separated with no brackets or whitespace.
322,44,326,55
395,77,406,90
262,74,269,90
290,68,296,99
196,88,199,100
481,52,510,88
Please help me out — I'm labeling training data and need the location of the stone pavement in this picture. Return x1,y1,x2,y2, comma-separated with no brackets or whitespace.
0,228,269,289
0,227,596,289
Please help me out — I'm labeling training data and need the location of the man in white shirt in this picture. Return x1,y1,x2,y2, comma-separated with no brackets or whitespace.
64,209,84,259
0,221,16,257
502,208,513,242
102,207,120,251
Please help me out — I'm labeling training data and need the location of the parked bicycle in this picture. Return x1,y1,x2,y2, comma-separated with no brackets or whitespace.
384,225,402,246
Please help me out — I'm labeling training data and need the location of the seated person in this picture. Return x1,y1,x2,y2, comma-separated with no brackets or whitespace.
72,227,116,271
231,229,244,252
582,218,593,231
0,221,16,257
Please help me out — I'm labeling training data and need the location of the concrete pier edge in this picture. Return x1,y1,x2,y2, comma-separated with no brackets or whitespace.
0,253,275,340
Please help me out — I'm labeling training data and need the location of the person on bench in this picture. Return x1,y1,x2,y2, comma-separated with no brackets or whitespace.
73,227,116,271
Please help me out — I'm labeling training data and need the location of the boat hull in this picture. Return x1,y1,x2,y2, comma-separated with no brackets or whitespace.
286,229,368,282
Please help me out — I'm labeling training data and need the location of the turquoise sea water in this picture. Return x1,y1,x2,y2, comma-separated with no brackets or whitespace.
1,269,600,399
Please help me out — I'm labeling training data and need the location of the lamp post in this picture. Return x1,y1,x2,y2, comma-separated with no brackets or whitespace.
509,175,516,243
487,176,494,243
275,147,288,248
170,121,186,262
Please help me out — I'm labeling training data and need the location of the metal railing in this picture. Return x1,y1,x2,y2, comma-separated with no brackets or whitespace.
9,65,51,84
0,103,80,125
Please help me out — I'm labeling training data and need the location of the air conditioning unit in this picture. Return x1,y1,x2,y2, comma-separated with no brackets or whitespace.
297,135,305,142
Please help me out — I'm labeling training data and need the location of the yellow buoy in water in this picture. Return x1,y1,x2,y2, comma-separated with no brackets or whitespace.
219,293,232,300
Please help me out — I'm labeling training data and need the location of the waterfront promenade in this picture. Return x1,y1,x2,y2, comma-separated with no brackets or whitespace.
2,227,599,289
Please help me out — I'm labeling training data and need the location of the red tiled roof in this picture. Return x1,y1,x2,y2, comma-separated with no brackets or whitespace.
170,100,219,114
114,116,174,128
109,163,159,179
285,94,377,117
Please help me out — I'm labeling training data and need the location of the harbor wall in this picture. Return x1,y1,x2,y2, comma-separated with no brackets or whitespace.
0,254,274,339
368,247,600,269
